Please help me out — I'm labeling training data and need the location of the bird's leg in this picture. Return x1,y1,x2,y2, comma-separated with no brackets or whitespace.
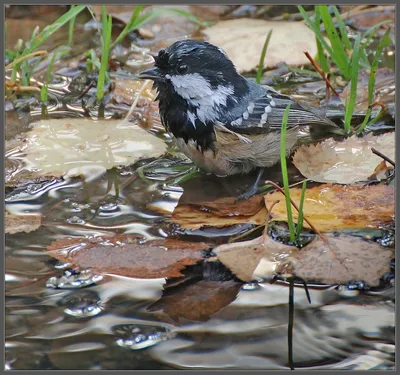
237,168,264,200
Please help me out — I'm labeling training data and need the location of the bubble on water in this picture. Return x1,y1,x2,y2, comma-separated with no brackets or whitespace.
113,324,174,350
66,216,85,225
54,261,73,270
99,202,118,212
336,285,360,298
60,290,103,318
241,281,260,291
46,269,103,289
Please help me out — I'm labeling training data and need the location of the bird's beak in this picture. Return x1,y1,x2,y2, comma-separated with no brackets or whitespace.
137,66,164,81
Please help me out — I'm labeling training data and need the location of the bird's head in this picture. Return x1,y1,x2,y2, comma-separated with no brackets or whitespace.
138,40,248,109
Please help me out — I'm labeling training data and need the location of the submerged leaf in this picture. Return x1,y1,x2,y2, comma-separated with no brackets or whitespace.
5,211,42,234
171,195,266,230
292,132,395,184
149,280,242,324
5,118,166,185
264,183,394,231
46,235,210,279
202,19,319,72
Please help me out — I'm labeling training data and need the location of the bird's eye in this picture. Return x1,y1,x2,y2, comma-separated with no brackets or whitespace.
176,64,189,74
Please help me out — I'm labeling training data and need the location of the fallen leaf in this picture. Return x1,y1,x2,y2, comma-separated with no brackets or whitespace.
112,79,157,106
264,183,394,231
292,132,395,184
345,5,395,31
202,19,319,72
171,195,267,230
288,233,394,286
5,118,166,185
214,232,393,286
46,235,210,279
5,211,42,234
149,280,242,324
341,68,395,111
213,235,296,282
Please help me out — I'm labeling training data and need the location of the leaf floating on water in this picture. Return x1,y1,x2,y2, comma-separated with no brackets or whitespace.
5,211,42,234
47,235,210,279
213,235,296,282
171,195,266,230
202,19,319,72
265,183,394,231
293,132,395,184
214,232,393,286
149,280,242,324
287,232,394,286
5,118,166,185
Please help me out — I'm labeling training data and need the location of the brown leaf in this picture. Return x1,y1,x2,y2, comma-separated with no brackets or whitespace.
5,211,42,234
289,233,394,286
292,133,395,184
214,232,393,286
202,19,319,72
171,195,267,230
47,235,210,279
264,184,394,231
213,235,296,282
149,280,242,324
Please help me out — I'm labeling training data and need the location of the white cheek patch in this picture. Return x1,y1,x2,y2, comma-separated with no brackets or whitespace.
170,73,235,123
170,73,213,100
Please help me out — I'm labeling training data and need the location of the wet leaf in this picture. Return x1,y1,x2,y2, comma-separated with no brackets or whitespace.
5,211,42,234
213,235,296,282
341,68,395,111
292,132,395,184
202,19,319,72
5,118,166,185
149,280,242,324
46,235,210,279
287,232,394,286
214,232,393,286
112,79,156,106
345,5,395,31
264,183,395,231
171,195,267,230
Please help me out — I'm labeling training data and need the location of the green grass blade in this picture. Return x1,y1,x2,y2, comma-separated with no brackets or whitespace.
23,5,86,55
111,5,143,48
111,6,209,48
344,34,361,134
101,5,108,42
367,28,391,105
332,6,352,51
68,5,77,46
318,5,350,78
256,29,273,84
280,104,296,243
97,15,112,103
296,181,307,242
314,7,329,73
298,6,342,76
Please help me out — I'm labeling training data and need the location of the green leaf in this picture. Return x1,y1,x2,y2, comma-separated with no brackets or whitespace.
97,15,113,102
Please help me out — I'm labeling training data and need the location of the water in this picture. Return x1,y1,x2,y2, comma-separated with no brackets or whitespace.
5,163,395,370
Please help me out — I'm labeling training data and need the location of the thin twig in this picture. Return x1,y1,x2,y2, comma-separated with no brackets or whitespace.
371,147,395,167
5,50,48,70
304,51,339,96
264,180,327,242
77,80,96,99
368,100,386,111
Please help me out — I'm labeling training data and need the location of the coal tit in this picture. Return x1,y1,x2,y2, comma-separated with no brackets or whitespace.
138,40,342,177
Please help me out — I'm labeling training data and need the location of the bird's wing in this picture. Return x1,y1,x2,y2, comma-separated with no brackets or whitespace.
227,88,339,134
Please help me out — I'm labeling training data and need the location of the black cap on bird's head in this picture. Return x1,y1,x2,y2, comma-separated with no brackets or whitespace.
138,40,248,102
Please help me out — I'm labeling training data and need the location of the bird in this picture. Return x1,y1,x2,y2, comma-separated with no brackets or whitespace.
138,40,343,198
